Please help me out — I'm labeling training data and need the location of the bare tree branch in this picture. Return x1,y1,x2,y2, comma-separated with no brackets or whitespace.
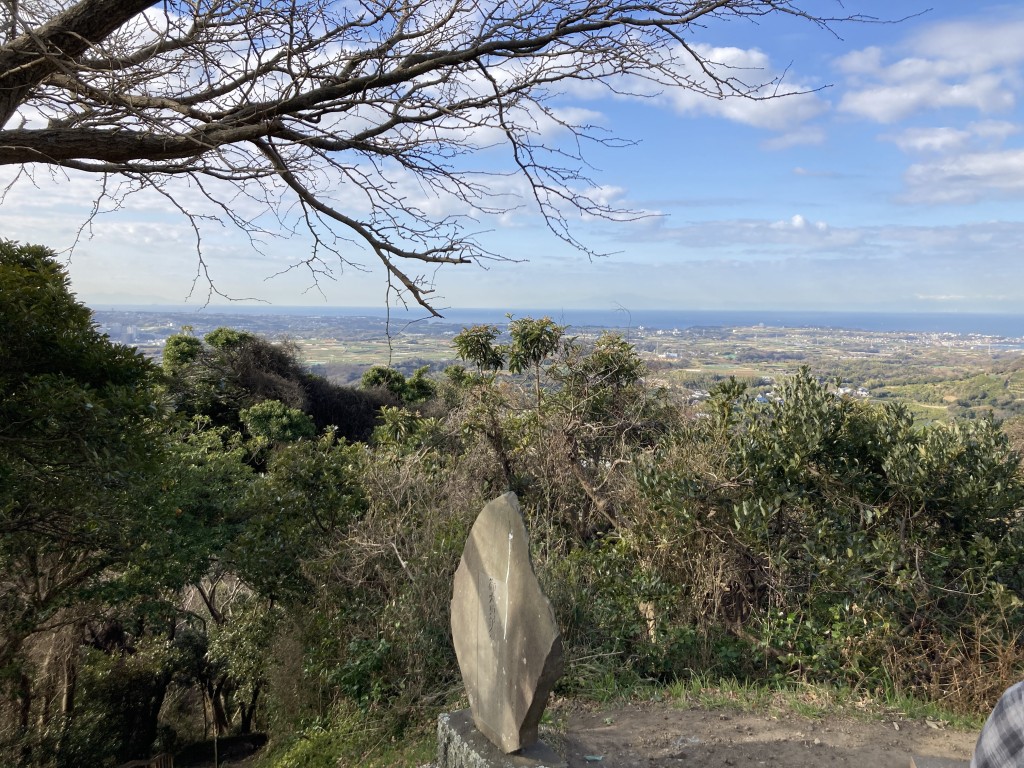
0,0,877,310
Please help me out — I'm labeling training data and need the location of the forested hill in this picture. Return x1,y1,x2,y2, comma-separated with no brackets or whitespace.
3,242,1023,767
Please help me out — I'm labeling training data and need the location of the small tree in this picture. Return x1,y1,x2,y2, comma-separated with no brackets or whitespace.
162,332,203,374
240,399,316,443
361,366,409,399
453,325,506,373
507,316,566,410
362,365,437,404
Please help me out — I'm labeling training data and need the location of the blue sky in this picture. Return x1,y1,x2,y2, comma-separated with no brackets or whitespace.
4,0,1024,314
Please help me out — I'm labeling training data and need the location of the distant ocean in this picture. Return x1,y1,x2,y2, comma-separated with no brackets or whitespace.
107,306,1024,337
427,309,1024,337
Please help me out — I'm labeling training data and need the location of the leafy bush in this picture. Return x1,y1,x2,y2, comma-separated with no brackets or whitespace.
11,294,1024,768
633,368,1024,707
241,400,317,443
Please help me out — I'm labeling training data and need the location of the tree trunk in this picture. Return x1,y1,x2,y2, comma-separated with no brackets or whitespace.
61,650,77,716
206,676,231,735
18,673,32,764
239,683,261,734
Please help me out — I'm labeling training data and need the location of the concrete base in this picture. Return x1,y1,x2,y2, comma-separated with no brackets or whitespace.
909,756,970,768
437,711,566,768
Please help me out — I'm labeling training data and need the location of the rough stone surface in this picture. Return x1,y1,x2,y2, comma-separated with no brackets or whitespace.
437,710,566,768
910,757,970,768
450,492,564,754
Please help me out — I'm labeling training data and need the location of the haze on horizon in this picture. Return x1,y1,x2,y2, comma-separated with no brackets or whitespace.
3,1,1023,316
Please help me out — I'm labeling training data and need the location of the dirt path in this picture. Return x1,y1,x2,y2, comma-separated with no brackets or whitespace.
186,701,982,768
551,702,979,768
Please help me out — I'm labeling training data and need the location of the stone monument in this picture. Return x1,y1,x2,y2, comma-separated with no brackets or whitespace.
448,492,564,757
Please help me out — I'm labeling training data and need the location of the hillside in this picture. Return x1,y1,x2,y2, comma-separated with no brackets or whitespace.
5,271,1023,767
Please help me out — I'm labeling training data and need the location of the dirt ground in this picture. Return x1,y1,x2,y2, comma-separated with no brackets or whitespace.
551,701,979,768
191,700,982,768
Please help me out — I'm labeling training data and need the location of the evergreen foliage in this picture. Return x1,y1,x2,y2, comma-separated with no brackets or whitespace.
0,242,203,764
3,258,1022,767
164,328,392,441
361,365,437,404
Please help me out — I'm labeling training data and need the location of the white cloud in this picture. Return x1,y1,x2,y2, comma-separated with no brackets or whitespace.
835,14,1024,206
560,41,827,135
885,121,1020,154
770,213,827,232
839,74,1014,123
547,106,606,131
837,18,1024,123
663,44,827,131
612,214,1024,273
902,148,1024,204
834,46,885,76
972,119,1020,141
887,126,971,153
581,215,1024,311
791,166,841,179
762,125,826,150
910,18,1024,75
623,214,858,255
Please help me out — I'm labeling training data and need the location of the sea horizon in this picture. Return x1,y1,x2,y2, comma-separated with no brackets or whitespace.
94,305,1024,337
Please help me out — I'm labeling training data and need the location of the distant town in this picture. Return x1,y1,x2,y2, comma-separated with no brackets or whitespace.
94,307,1024,421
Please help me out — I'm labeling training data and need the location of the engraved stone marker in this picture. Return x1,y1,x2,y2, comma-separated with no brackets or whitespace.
451,492,564,754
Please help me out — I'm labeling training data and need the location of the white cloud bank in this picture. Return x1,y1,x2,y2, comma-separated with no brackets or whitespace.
834,12,1024,206
903,148,1024,204
562,41,828,144
837,18,1024,123
664,45,826,133
884,121,1018,154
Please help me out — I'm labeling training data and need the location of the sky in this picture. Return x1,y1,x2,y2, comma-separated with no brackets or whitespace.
3,0,1024,315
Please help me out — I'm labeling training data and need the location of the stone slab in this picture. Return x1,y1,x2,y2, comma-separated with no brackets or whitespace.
438,710,566,768
451,492,563,753
909,756,970,768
